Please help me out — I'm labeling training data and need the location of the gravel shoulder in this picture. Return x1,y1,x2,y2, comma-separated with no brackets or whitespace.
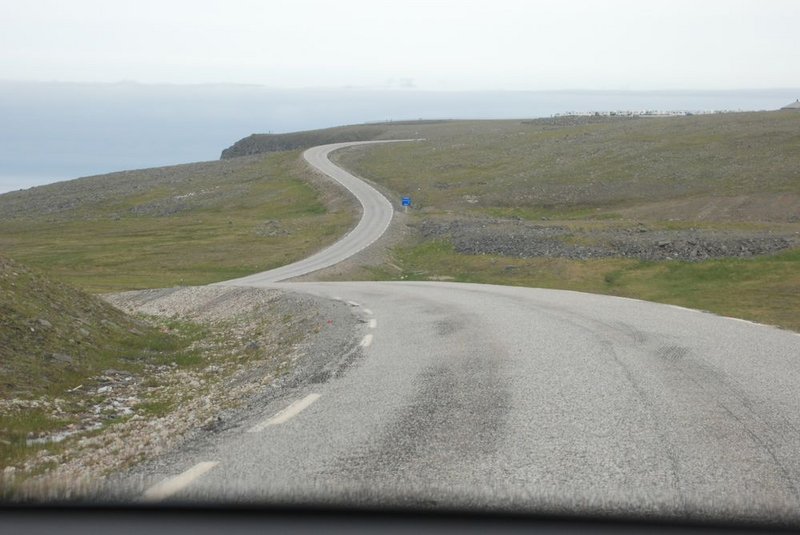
8,286,362,500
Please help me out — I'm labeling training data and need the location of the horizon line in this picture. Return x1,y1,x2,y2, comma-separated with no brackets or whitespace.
1,78,799,94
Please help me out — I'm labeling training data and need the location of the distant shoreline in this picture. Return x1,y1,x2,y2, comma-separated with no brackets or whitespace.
2,83,798,193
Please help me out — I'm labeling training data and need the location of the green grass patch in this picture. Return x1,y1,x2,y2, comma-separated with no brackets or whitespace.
0,410,74,467
608,248,800,330
379,240,800,332
136,400,176,418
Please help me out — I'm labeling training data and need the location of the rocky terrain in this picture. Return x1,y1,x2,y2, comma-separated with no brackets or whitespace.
417,218,799,262
2,283,362,500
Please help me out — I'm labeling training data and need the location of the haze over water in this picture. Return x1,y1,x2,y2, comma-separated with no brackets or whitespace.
1,81,796,194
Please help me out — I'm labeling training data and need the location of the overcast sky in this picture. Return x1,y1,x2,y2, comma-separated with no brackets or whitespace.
1,0,799,91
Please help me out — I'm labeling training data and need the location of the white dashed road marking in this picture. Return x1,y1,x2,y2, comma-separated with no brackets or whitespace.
368,319,377,329
347,300,360,307
142,461,218,501
248,393,321,432
360,334,374,348
363,308,373,315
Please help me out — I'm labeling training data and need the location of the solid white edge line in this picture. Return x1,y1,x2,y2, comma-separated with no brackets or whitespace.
360,334,373,347
668,303,798,334
368,319,377,329
248,393,321,432
142,461,218,501
666,304,702,314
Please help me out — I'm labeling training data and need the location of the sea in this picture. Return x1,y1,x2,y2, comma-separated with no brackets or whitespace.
1,81,797,194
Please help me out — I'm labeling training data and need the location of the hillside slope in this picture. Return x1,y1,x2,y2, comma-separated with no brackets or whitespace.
0,152,355,292
0,255,353,492
336,111,800,220
0,256,173,400
0,255,191,471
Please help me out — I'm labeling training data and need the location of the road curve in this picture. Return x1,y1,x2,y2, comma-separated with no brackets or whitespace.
130,281,800,522
135,142,800,522
221,140,415,284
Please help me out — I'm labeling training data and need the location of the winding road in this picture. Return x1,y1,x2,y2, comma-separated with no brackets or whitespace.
140,141,800,522
223,141,404,284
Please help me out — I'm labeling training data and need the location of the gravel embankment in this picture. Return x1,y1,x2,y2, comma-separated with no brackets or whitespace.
418,218,799,261
9,286,361,500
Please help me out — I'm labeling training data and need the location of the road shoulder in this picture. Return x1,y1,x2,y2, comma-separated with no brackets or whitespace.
7,286,362,500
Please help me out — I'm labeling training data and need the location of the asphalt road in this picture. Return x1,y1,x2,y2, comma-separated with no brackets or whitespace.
132,281,800,521
223,140,411,284
132,143,800,522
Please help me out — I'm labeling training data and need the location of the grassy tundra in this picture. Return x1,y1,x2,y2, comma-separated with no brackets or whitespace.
0,152,356,292
333,112,800,331
1,112,798,329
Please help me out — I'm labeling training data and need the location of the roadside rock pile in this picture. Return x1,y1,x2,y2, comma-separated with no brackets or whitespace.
420,220,609,259
417,219,798,262
611,235,796,261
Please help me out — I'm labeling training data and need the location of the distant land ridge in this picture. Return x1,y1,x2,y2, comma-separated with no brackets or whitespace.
220,125,387,159
219,120,450,159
